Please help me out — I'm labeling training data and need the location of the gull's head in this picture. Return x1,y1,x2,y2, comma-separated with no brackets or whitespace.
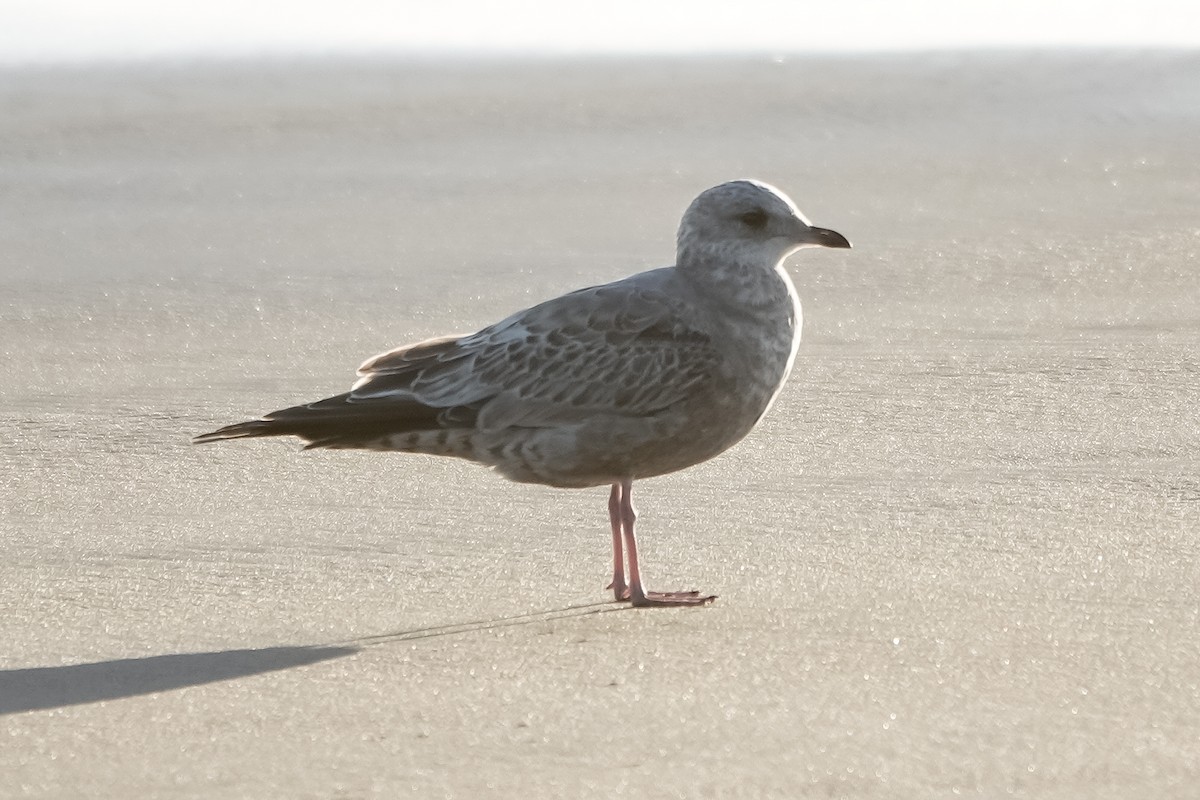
677,179,850,269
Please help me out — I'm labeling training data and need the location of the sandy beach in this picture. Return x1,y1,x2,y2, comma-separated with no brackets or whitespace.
2,51,1198,797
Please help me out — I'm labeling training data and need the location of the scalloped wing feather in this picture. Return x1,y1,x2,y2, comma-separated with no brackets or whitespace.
348,282,718,428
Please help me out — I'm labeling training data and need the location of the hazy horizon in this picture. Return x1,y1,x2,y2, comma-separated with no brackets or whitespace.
5,0,1199,65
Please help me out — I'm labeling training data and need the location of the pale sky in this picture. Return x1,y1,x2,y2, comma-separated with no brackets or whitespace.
3,0,1199,63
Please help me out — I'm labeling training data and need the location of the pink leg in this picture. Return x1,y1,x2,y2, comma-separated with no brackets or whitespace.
618,479,716,608
606,483,629,601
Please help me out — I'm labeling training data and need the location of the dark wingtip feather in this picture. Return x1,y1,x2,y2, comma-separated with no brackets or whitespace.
192,391,470,449
191,420,277,444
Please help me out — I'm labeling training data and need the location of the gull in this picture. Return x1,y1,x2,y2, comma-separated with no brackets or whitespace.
194,179,850,607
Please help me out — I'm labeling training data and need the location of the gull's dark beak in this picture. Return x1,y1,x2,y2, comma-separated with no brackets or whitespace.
808,226,852,249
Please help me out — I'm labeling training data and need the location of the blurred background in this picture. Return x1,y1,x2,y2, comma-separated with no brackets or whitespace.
4,0,1200,63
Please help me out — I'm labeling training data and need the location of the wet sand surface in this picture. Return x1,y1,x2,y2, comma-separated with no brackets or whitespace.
2,51,1198,797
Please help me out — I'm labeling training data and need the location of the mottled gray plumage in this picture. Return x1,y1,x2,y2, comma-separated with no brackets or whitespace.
195,179,850,606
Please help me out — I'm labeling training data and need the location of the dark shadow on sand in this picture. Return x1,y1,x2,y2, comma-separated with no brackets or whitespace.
1,600,630,715
0,645,358,715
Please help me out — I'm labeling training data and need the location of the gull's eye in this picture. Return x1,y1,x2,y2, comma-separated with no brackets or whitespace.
738,209,768,230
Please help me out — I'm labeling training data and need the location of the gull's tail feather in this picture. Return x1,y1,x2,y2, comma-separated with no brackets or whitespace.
192,392,466,450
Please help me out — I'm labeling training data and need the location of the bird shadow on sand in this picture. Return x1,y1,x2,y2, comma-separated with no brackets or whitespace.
0,600,627,715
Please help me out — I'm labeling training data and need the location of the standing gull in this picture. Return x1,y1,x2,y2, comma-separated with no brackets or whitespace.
194,179,850,607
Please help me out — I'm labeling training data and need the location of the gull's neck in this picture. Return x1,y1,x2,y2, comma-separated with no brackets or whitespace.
678,242,805,399
677,244,799,316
